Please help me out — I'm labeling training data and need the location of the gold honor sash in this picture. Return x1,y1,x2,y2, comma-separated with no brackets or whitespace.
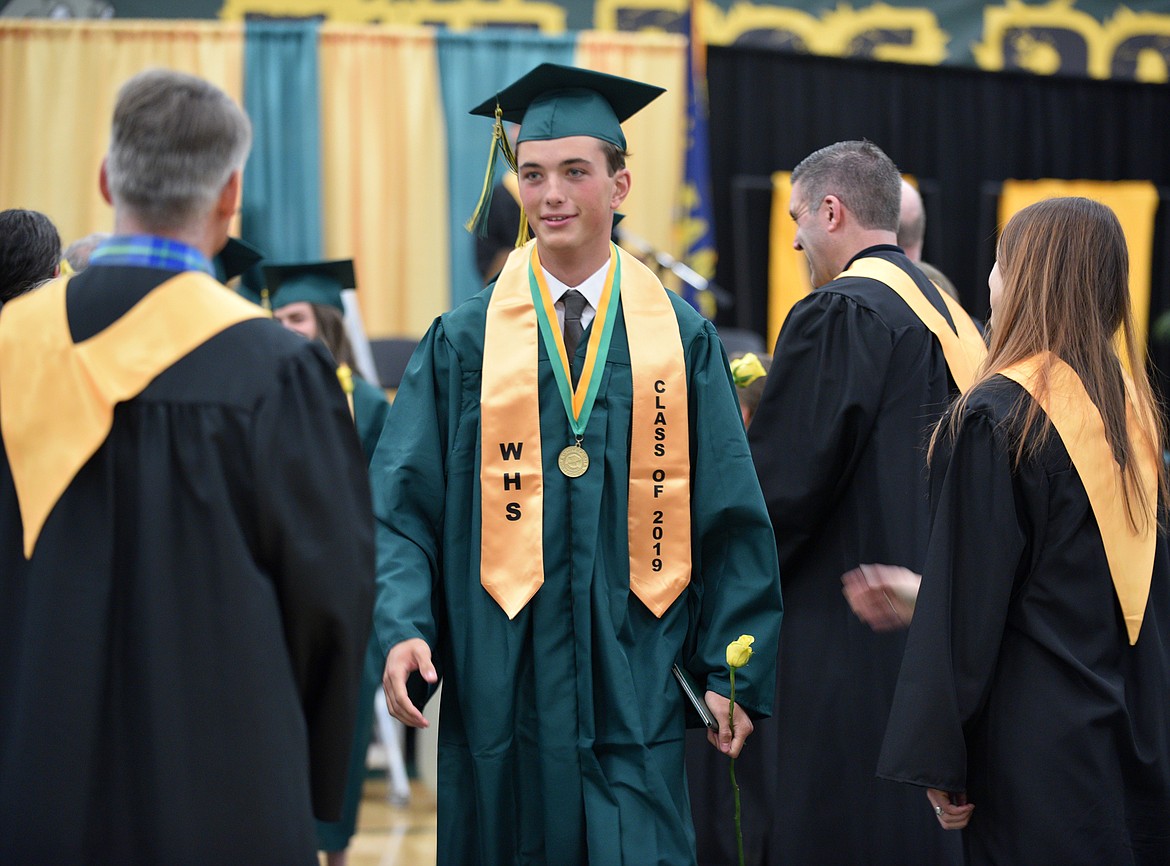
0,272,265,558
999,353,1158,644
480,240,691,619
838,257,987,392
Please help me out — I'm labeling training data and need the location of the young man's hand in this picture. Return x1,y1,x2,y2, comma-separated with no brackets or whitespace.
382,638,437,728
704,690,754,758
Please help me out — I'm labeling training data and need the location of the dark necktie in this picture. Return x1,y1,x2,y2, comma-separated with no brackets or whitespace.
562,290,587,385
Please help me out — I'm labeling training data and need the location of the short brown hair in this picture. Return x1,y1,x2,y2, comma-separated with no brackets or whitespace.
791,140,901,232
600,140,629,175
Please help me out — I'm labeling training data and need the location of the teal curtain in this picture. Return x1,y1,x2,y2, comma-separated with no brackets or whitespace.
242,19,323,264
438,29,575,307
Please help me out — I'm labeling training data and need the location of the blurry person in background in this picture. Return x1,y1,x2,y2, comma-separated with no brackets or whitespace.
62,231,112,274
0,208,61,305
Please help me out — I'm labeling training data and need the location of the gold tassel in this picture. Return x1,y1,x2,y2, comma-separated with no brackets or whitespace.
496,130,529,247
493,121,529,246
336,362,356,420
515,204,530,247
336,362,355,394
465,104,508,237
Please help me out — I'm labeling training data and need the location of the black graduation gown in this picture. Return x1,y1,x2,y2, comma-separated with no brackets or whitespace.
878,378,1170,865
688,248,962,865
0,264,375,865
317,375,390,853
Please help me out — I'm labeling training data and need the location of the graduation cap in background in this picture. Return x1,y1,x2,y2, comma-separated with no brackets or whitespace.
466,63,665,243
262,259,355,313
214,237,266,306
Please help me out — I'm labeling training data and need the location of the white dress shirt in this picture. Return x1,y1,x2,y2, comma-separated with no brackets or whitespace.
542,256,609,332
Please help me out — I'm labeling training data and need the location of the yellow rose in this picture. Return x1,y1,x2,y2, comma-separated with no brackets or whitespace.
729,353,767,388
726,634,755,669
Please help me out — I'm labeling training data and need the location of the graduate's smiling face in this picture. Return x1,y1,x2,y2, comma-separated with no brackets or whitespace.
789,181,837,288
274,301,319,341
517,136,630,268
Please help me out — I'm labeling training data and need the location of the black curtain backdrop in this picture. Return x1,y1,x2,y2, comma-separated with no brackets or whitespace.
707,44,1170,386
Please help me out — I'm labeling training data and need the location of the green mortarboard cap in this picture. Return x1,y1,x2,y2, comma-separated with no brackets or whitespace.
469,63,665,150
214,237,265,302
465,64,663,241
262,259,355,312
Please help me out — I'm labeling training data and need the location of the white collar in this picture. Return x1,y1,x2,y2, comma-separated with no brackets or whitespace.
541,255,610,314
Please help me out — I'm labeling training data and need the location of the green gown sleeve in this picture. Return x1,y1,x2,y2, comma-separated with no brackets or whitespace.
369,319,458,689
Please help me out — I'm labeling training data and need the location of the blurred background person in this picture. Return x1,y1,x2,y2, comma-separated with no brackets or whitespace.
263,259,388,460
898,178,961,304
0,207,61,305
61,230,111,275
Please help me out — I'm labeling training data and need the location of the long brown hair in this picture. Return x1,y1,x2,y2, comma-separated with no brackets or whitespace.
312,303,359,371
936,196,1165,528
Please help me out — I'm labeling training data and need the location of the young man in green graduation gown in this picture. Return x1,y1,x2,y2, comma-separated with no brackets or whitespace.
371,64,783,865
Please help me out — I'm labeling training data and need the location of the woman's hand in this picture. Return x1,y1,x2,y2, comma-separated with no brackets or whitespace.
927,788,974,830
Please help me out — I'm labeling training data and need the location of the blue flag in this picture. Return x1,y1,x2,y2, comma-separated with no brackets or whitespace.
678,0,717,316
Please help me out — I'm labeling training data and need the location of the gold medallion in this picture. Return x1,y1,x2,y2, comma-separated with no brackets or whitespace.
558,444,589,478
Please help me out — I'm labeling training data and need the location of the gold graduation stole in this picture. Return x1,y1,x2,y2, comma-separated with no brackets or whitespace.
838,257,987,392
999,353,1159,644
480,240,691,619
0,272,265,558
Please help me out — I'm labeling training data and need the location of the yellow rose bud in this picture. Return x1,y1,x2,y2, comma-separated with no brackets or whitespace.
729,353,767,388
726,634,755,669
336,362,355,395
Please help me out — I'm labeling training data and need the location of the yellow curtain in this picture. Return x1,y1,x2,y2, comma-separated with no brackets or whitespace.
574,32,686,267
767,170,812,347
0,21,243,250
999,179,1159,357
318,25,448,339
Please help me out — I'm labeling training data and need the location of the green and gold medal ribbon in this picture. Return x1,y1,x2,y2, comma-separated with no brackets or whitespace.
529,243,620,440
